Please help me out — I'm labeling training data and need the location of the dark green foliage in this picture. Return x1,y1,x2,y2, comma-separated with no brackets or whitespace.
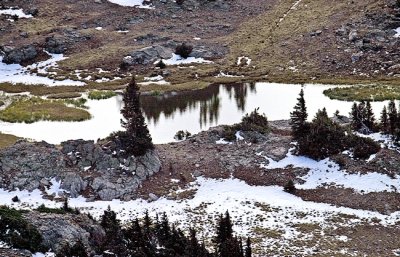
100,206,126,256
0,206,46,252
349,101,375,133
215,211,247,257
119,77,154,156
222,108,269,141
98,208,214,257
351,136,381,159
240,108,269,134
56,240,88,257
388,100,397,135
290,89,308,139
245,237,252,257
283,180,296,194
11,196,19,202
175,43,193,59
174,130,191,140
297,108,348,160
380,106,389,133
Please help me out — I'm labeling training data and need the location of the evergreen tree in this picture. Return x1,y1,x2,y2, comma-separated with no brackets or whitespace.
120,76,153,156
388,100,397,135
290,89,308,139
100,206,125,255
298,108,347,160
365,101,375,131
245,237,252,257
380,106,389,133
350,102,362,130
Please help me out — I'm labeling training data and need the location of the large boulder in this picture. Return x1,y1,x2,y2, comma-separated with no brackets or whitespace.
1,45,38,64
122,45,173,66
23,212,105,255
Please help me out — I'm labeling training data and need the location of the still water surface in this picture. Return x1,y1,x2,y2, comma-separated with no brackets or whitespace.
0,83,391,144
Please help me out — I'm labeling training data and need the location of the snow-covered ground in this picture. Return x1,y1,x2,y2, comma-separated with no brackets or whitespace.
162,54,213,65
394,27,400,38
0,8,32,18
1,176,399,256
260,146,400,193
0,53,85,86
107,0,153,8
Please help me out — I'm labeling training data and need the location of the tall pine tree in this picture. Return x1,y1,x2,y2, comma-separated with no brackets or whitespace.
380,106,389,133
290,89,308,139
388,100,397,135
120,76,154,156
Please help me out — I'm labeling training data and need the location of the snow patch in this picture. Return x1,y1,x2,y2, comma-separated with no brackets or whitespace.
261,148,400,193
394,27,400,38
0,8,32,18
237,56,251,66
161,54,212,66
0,53,85,86
107,0,154,9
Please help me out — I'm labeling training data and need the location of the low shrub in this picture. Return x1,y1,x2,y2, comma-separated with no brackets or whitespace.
222,108,270,142
351,136,380,159
175,43,193,59
88,90,117,100
283,180,296,194
174,130,191,140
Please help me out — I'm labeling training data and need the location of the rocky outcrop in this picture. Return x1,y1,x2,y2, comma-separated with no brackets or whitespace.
1,45,38,64
122,45,173,66
45,36,67,54
23,212,105,255
0,139,161,201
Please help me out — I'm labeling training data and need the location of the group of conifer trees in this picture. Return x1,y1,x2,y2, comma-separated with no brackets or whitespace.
350,99,400,141
290,89,381,160
90,208,252,257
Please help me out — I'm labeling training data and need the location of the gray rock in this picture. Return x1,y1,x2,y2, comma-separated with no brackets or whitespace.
149,193,159,201
123,45,173,66
351,52,363,63
45,36,67,54
2,45,38,64
348,30,358,42
24,212,105,255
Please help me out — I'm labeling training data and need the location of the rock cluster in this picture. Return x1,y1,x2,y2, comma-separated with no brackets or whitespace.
0,139,161,201
23,212,105,255
1,45,38,64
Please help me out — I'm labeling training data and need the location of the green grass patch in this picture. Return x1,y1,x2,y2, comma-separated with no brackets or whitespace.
88,90,117,100
0,133,20,149
323,85,400,101
0,97,91,123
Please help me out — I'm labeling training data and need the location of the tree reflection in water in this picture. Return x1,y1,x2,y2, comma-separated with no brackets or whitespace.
140,83,257,128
